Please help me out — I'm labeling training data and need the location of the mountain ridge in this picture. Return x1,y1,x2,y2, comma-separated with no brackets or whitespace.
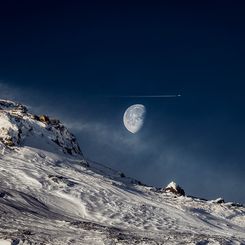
0,99,81,155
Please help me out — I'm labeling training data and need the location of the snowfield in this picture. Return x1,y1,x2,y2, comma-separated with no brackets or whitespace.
0,100,244,244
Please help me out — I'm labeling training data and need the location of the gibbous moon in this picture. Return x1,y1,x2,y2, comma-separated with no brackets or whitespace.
123,104,146,133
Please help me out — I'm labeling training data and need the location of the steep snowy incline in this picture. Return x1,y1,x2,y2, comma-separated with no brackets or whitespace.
0,100,244,244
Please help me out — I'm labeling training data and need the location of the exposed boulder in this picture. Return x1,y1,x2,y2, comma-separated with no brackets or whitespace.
164,181,185,196
4,138,15,147
210,198,225,204
214,198,225,204
38,115,60,125
39,115,50,123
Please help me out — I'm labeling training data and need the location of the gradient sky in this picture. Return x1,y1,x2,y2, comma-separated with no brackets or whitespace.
0,1,245,203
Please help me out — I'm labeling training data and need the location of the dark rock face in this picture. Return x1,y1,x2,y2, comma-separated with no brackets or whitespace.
164,181,185,196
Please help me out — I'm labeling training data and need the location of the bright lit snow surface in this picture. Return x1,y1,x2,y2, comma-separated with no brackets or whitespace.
0,147,244,244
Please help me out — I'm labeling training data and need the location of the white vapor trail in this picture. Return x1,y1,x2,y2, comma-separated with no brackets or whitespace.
107,94,181,98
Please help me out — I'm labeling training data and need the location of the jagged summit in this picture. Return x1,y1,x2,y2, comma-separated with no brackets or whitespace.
0,99,81,156
0,100,27,112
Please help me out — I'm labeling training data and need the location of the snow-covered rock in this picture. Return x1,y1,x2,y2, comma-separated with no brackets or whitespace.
209,197,225,204
164,181,185,196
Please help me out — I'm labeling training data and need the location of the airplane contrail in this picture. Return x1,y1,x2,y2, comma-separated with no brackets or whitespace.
107,94,181,98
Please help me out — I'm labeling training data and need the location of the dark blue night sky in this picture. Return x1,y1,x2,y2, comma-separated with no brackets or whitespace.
0,1,245,203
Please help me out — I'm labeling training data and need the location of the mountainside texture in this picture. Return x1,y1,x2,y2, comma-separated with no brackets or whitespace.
0,100,244,245
0,100,81,155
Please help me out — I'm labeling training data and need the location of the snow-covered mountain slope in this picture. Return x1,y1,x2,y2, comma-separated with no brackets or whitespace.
0,100,244,245
0,100,81,155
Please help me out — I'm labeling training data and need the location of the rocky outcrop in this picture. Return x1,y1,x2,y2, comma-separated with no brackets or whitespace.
0,99,82,156
164,181,185,196
0,100,27,113
210,198,225,204
39,115,50,123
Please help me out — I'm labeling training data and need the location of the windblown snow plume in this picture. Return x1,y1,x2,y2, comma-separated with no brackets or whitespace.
0,99,244,244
